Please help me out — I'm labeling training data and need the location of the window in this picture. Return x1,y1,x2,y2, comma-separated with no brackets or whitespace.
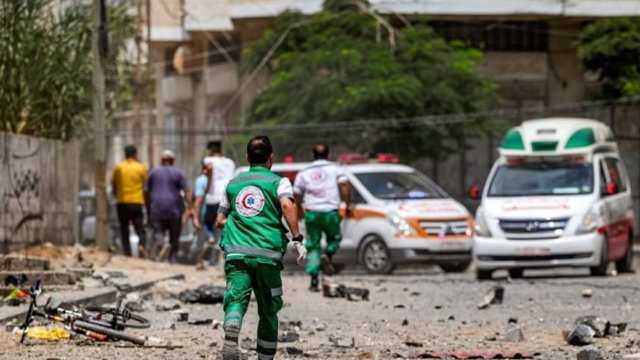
488,163,594,197
604,158,628,193
431,21,548,52
351,185,366,204
354,171,446,200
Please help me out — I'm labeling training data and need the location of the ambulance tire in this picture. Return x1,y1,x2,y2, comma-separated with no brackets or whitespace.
476,269,493,280
439,261,471,273
508,268,524,279
590,237,609,277
615,233,634,273
359,235,395,275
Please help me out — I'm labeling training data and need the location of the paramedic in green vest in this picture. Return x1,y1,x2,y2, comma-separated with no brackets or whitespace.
215,135,306,360
293,144,351,291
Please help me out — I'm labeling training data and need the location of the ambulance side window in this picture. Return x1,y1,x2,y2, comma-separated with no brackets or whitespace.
599,160,609,197
605,158,627,192
350,183,366,204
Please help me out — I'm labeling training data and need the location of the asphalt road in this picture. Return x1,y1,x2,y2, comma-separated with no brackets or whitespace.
2,263,640,359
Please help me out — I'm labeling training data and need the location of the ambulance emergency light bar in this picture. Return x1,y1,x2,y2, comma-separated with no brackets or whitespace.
337,152,400,164
498,118,617,162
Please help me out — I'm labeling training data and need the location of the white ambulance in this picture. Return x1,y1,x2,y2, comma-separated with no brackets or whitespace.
237,154,474,274
473,118,635,279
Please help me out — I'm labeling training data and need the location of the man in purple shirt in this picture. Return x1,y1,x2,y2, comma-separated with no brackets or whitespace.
145,150,188,263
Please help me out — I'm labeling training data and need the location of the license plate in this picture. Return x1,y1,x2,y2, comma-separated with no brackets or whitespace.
517,247,551,256
439,241,466,250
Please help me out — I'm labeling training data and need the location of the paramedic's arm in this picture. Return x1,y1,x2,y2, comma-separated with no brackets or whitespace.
338,172,352,217
279,178,301,237
292,173,305,222
214,184,230,230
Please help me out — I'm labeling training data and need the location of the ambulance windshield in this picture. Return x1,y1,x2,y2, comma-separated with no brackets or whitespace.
355,171,446,200
488,163,594,197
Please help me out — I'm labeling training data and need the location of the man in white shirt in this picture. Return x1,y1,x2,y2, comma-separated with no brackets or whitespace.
202,140,236,263
294,144,351,291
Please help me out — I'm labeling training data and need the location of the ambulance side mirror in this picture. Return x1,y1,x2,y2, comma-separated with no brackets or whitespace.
468,185,481,201
606,181,618,195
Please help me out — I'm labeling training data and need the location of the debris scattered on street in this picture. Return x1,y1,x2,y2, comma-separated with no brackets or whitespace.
582,288,593,298
329,335,355,348
171,309,189,322
286,346,304,355
416,350,538,359
478,285,504,310
279,330,300,343
26,326,70,341
187,316,213,325
567,324,596,346
155,299,181,312
178,285,224,304
576,345,604,360
501,324,525,342
402,318,409,326
321,279,369,301
405,340,423,347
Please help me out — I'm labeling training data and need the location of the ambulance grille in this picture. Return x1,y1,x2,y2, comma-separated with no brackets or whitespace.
419,220,469,236
499,218,569,240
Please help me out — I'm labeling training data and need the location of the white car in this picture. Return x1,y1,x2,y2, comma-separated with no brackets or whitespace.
238,157,474,274
473,118,635,279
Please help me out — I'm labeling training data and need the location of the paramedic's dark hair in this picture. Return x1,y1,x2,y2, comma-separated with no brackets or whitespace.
207,140,222,154
124,145,137,158
247,136,273,165
312,144,329,160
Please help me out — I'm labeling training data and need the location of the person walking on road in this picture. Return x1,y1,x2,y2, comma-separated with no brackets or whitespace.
145,150,189,263
190,160,216,268
216,135,306,360
111,145,148,257
294,144,351,291
202,140,236,264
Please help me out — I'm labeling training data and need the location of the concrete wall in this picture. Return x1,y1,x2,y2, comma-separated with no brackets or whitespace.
0,133,79,253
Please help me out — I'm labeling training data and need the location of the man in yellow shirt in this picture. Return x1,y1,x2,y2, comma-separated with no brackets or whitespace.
111,145,148,257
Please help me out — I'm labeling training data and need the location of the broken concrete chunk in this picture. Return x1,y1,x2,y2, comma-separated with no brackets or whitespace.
188,316,213,325
502,326,525,342
478,285,504,310
285,346,304,355
582,289,593,298
577,345,604,360
178,285,224,304
171,309,189,322
575,316,609,338
156,300,181,312
278,330,300,343
607,322,627,336
567,324,596,346
402,318,409,326
329,336,355,348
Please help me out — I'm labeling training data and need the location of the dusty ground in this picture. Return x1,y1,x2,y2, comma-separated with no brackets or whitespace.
1,247,640,359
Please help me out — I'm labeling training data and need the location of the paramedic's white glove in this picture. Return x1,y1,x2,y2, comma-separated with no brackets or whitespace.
289,235,307,266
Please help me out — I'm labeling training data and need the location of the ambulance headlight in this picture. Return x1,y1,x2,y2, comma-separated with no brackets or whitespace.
575,206,602,235
388,213,416,236
474,208,492,237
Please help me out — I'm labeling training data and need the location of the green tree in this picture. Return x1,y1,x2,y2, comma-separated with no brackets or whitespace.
242,0,496,160
0,0,136,140
578,18,640,99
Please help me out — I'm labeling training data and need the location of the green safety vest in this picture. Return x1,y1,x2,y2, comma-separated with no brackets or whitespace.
220,166,288,265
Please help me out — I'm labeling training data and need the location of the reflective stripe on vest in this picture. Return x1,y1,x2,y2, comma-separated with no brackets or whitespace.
224,245,283,261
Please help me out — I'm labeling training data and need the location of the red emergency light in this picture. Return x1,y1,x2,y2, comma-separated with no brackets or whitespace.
377,153,399,163
337,152,400,164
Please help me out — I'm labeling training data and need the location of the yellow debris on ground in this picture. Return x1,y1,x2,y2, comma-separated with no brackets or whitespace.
26,326,70,341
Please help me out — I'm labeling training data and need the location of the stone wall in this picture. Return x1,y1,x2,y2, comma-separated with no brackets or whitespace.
0,133,79,253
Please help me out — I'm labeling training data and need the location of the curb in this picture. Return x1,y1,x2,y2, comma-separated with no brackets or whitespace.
0,272,185,324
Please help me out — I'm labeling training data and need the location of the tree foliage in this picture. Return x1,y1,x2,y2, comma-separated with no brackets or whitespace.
242,0,497,159
578,18,640,99
0,0,135,140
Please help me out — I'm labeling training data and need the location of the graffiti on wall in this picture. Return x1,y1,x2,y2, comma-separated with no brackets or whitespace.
0,135,44,253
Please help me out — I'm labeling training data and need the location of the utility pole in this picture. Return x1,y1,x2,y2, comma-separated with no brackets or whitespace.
93,0,109,251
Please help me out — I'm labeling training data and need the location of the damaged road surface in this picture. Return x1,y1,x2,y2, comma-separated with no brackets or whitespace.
3,258,640,359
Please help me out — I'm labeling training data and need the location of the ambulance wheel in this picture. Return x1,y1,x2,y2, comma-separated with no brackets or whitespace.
440,261,471,273
590,237,609,277
615,233,634,273
359,235,395,274
476,269,493,280
508,268,524,279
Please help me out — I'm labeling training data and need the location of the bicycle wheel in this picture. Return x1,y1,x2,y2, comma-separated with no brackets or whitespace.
84,306,151,329
74,320,145,345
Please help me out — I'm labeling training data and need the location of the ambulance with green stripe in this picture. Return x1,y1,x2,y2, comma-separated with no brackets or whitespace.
473,118,635,279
